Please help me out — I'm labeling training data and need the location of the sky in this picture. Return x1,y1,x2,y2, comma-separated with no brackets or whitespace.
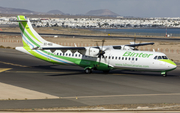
0,0,180,17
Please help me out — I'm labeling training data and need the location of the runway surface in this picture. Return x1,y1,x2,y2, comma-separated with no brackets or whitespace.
0,48,180,109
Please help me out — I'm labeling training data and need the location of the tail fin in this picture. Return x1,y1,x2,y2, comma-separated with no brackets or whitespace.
17,15,48,48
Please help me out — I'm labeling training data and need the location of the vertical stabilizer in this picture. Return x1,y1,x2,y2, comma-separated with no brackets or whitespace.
17,15,49,48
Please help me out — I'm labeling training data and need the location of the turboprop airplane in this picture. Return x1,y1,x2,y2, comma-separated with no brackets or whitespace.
15,15,177,77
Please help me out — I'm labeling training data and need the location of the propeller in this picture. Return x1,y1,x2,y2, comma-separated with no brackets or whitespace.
95,39,109,64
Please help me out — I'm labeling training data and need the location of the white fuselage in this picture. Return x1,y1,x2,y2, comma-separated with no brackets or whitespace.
51,49,176,72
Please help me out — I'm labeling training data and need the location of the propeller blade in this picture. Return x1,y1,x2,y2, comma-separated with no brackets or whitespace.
134,37,136,44
99,56,101,64
104,55,107,62
102,39,105,48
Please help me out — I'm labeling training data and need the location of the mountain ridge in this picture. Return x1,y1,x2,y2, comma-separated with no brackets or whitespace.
47,10,64,15
0,6,119,17
0,6,37,14
86,9,119,16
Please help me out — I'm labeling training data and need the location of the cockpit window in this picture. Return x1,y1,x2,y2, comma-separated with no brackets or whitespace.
158,56,162,59
162,56,168,59
154,56,168,60
154,56,157,59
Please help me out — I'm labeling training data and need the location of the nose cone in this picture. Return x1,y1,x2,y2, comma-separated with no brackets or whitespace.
168,60,177,69
166,59,177,70
171,62,177,70
160,59,177,71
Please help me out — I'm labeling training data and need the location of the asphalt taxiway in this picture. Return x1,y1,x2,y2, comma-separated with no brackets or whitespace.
1,31,180,42
0,48,180,109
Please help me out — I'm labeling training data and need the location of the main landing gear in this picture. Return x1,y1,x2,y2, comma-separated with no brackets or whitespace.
84,67,110,74
84,68,92,74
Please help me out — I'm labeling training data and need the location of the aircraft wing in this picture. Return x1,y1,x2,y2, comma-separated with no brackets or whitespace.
125,42,154,47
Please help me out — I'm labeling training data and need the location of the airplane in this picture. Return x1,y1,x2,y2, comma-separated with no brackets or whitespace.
15,15,177,77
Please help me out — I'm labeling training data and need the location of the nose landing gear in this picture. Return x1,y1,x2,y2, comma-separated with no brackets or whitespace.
161,71,167,77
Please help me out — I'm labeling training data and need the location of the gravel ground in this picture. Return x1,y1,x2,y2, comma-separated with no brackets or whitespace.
3,103,180,111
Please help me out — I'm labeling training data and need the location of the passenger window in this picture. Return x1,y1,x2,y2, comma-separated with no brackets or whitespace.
109,56,111,59
60,53,62,56
122,57,124,60
136,58,138,61
115,57,117,60
119,57,121,60
72,54,74,57
75,54,77,57
63,53,65,56
125,57,127,60
57,53,59,55
66,53,68,56
69,54,71,56
79,54,81,57
112,56,114,59
132,58,134,61
129,57,131,60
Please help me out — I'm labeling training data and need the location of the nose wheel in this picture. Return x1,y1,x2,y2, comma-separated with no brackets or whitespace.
162,73,167,77
161,72,167,77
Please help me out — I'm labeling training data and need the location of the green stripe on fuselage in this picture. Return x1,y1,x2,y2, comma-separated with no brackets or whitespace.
22,40,64,65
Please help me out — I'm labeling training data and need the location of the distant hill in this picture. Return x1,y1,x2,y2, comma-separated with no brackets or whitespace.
0,6,37,14
86,9,118,16
47,10,64,15
0,6,119,17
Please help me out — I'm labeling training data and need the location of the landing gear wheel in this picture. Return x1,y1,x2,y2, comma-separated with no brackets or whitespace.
163,73,167,77
161,72,167,77
85,68,92,74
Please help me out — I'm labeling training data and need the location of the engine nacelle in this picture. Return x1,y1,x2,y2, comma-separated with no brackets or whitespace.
121,46,134,50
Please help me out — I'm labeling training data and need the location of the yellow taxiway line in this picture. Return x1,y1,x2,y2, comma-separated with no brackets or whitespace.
0,68,12,73
0,61,28,67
